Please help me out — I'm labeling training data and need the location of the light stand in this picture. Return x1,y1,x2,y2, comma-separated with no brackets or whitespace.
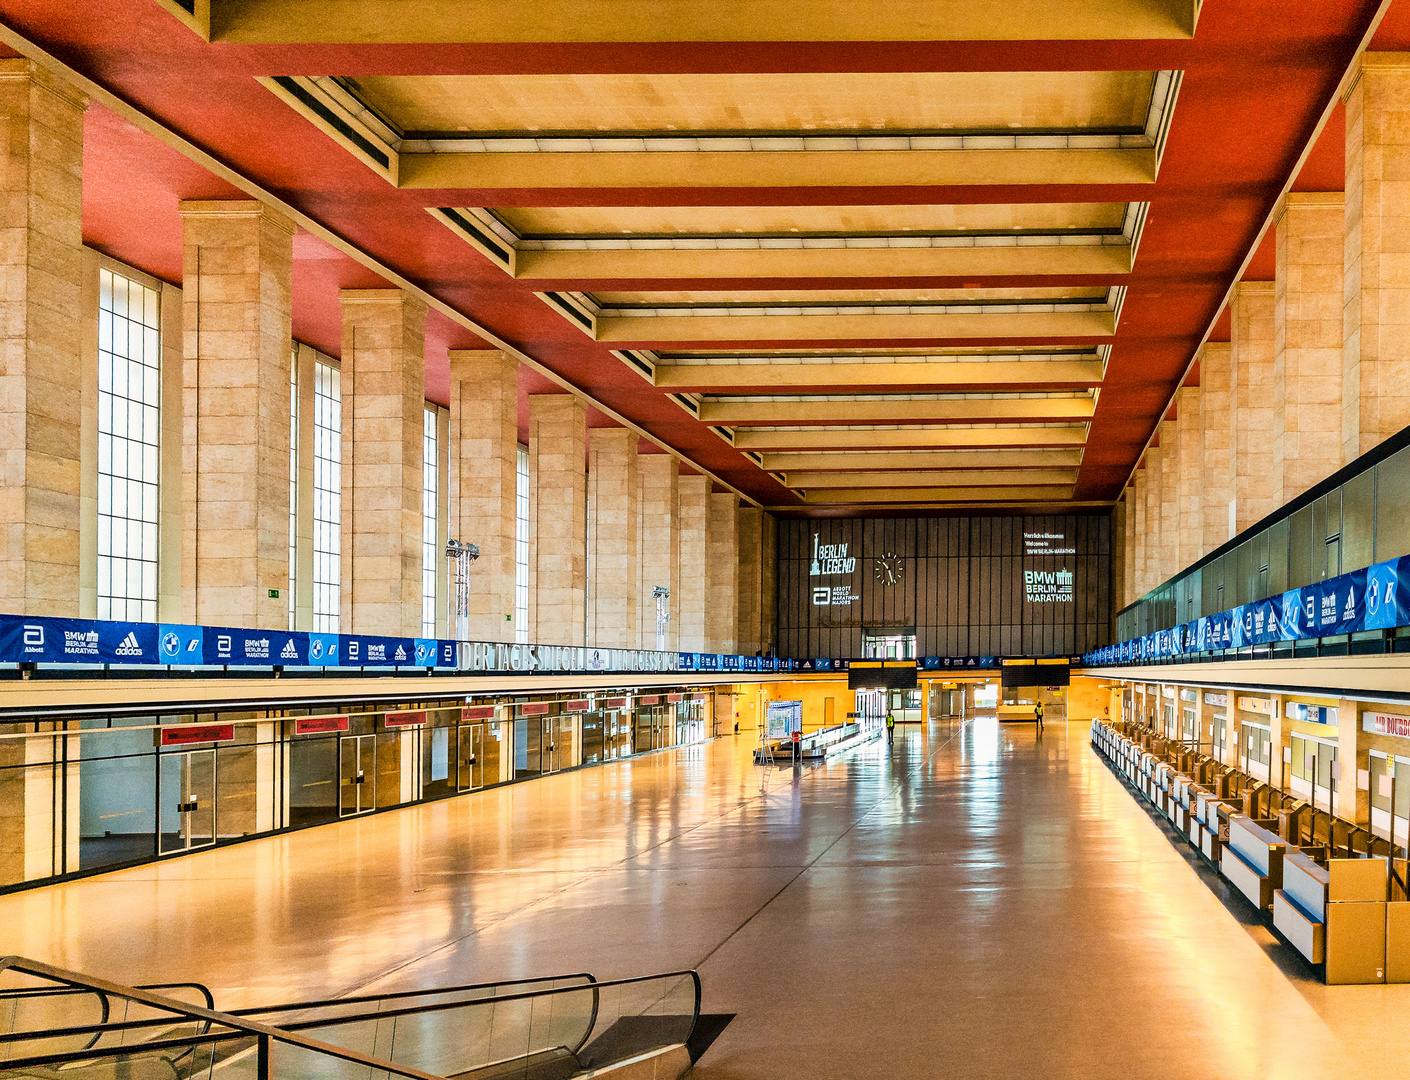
652,585,670,652
445,540,480,655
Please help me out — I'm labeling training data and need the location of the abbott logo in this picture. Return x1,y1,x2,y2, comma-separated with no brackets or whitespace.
114,632,143,657
23,625,43,648
217,634,232,655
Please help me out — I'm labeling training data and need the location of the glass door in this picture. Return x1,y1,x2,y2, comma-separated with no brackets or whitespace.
540,716,571,773
158,749,216,854
339,734,376,816
456,723,485,790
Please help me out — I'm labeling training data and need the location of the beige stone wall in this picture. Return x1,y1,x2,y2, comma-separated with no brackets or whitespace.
587,427,638,648
339,289,426,638
1174,384,1202,572
636,451,679,650
1132,466,1148,599
1344,56,1410,462
677,472,708,651
1119,490,1133,609
1275,193,1344,502
1198,342,1233,555
528,394,586,645
290,343,319,631
1142,446,1161,593
1229,281,1277,534
760,510,777,653
448,350,518,642
180,200,294,629
706,490,739,653
0,62,87,617
735,506,764,654
1158,417,1179,587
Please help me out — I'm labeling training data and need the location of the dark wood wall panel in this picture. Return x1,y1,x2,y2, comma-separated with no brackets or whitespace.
776,513,1113,660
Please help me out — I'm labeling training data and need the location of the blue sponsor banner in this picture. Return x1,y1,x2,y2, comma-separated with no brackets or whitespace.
413,638,440,666
437,640,458,667
208,628,305,666
1365,558,1404,630
306,633,338,666
340,635,415,666
0,615,158,664
158,624,205,665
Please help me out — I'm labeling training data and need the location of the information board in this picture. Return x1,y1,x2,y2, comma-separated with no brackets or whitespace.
766,700,802,739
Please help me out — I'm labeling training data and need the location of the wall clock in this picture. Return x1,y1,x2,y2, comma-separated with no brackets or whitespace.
874,552,904,586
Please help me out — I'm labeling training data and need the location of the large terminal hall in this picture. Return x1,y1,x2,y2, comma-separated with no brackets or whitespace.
2,2,1410,1078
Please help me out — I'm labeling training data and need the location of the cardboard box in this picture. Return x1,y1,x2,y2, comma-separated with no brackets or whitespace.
1326,902,1387,984
1387,903,1410,984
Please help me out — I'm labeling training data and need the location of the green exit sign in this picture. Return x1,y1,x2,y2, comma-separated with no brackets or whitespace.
268,589,280,599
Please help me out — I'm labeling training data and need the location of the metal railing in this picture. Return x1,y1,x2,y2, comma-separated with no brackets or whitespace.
0,957,701,1080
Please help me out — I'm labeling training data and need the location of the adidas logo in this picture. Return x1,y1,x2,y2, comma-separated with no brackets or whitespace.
394,645,407,661
114,632,143,657
281,640,299,659
1344,587,1356,621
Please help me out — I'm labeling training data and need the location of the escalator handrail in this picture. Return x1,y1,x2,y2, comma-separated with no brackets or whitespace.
0,958,701,1076
264,968,699,1034
227,971,596,1017
0,985,110,1051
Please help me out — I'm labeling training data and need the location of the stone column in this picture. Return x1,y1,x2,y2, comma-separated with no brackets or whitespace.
448,349,518,642
339,289,426,638
1345,55,1410,461
1229,281,1278,534
736,506,765,655
1275,193,1345,502
760,510,777,654
1336,697,1369,825
1114,492,1129,610
587,427,638,648
180,200,294,628
1132,466,1149,599
1199,342,1233,555
289,343,317,631
528,394,586,646
636,451,679,651
0,62,86,616
1175,383,1202,572
706,490,739,653
1143,445,1162,592
678,473,708,651
1158,416,1179,582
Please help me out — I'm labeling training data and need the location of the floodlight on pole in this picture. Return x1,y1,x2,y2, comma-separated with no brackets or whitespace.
652,585,670,652
445,539,480,650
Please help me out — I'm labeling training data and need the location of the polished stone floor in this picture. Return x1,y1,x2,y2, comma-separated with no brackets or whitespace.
6,717,1410,1078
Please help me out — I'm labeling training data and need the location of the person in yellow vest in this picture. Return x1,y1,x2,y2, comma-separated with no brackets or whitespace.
1035,699,1045,735
886,713,895,746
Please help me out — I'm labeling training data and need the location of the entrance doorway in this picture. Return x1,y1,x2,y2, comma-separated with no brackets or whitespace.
158,749,215,855
339,734,377,816
635,705,669,753
456,722,491,791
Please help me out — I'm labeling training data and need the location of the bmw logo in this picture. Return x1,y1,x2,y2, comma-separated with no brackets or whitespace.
161,632,180,656
310,639,323,659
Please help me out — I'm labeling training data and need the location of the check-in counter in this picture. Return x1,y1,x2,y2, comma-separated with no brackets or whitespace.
1273,855,1388,983
1221,815,1285,910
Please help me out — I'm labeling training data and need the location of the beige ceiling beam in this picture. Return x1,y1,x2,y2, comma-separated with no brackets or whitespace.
400,148,1157,191
799,485,1074,504
732,426,1088,451
209,0,1195,42
513,244,1132,282
654,358,1105,390
761,448,1083,470
781,468,1079,488
598,309,1114,344
700,397,1095,425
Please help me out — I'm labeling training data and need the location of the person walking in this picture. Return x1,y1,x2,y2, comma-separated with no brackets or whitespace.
1034,699,1045,736
886,713,896,746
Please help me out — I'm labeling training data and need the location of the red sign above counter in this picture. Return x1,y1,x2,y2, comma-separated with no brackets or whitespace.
637,695,661,705
520,702,551,716
564,699,590,712
666,694,683,703
601,697,628,709
385,710,427,728
294,715,349,735
1364,712,1410,737
462,705,497,721
160,724,235,747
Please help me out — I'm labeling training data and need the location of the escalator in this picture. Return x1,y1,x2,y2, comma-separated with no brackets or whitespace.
0,957,709,1080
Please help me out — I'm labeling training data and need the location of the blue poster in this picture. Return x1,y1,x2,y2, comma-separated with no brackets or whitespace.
437,640,458,667
1364,557,1406,630
413,638,439,666
0,616,161,665
159,624,205,665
